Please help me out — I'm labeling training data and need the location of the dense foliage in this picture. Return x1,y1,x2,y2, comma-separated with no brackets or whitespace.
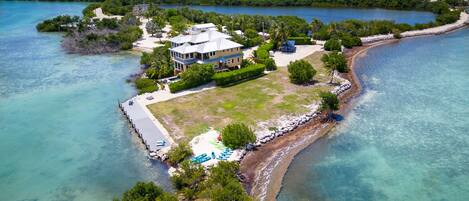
231,29,264,48
287,60,317,84
263,58,277,71
140,44,174,80
171,160,206,200
254,42,274,64
212,64,265,86
324,38,342,51
340,35,362,48
82,3,101,18
114,182,177,201
199,161,252,201
167,142,193,166
36,15,80,32
169,64,215,93
135,78,158,94
221,123,256,149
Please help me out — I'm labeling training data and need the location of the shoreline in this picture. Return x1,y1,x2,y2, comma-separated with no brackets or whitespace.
240,19,469,200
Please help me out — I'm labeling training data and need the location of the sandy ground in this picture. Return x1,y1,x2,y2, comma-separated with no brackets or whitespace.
92,8,122,20
272,45,323,67
133,18,171,52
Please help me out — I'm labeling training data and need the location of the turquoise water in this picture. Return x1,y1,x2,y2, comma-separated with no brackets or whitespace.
0,2,171,201
161,5,435,24
278,29,469,200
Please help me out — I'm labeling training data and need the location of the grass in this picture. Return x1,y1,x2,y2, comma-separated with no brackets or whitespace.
148,51,332,141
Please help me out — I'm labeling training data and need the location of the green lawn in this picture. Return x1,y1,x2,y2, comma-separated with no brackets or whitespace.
148,51,332,141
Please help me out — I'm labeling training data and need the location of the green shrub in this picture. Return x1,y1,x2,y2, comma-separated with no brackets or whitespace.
340,35,362,48
135,78,158,94
324,39,342,51
263,58,277,71
82,3,101,18
169,81,187,93
287,60,316,84
212,64,265,86
169,64,215,93
287,37,313,45
254,42,274,62
167,142,193,166
117,182,177,201
221,123,256,149
36,15,80,32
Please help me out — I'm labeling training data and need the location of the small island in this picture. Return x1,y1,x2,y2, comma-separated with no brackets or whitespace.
37,0,469,200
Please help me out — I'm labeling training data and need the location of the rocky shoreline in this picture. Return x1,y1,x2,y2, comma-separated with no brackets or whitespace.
239,12,469,201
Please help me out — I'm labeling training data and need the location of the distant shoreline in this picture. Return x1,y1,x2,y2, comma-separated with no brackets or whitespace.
240,12,469,201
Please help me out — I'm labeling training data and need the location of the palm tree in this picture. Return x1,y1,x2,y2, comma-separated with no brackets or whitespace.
321,51,347,84
271,22,290,49
310,18,323,33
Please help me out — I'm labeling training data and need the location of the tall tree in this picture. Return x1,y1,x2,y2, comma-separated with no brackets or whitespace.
321,51,348,84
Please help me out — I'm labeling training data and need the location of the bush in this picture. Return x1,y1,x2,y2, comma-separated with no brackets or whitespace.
135,78,158,94
287,60,316,84
287,37,312,45
254,42,274,62
264,58,277,71
212,64,265,86
171,160,206,200
221,123,256,149
324,39,342,51
36,15,80,32
319,92,340,119
82,3,101,18
340,35,362,48
169,81,188,93
169,64,215,93
393,28,402,39
167,142,193,166
117,182,177,201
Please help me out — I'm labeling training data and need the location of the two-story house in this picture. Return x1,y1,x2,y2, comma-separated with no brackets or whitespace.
169,29,243,73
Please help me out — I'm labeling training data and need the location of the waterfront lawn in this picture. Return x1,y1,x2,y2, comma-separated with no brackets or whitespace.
148,52,332,141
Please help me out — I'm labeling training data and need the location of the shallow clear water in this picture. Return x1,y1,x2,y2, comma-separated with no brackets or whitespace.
161,5,435,24
0,2,170,201
278,29,469,200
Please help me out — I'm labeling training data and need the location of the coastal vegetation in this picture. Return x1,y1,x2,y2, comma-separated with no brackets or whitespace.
319,92,340,120
221,123,256,149
140,45,174,80
148,52,332,140
167,141,193,166
135,78,158,94
114,182,177,201
287,60,317,85
171,160,252,200
36,15,80,32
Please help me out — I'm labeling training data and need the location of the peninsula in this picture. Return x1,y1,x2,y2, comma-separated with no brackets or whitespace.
35,0,469,200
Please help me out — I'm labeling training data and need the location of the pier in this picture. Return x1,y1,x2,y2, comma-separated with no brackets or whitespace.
119,98,172,153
